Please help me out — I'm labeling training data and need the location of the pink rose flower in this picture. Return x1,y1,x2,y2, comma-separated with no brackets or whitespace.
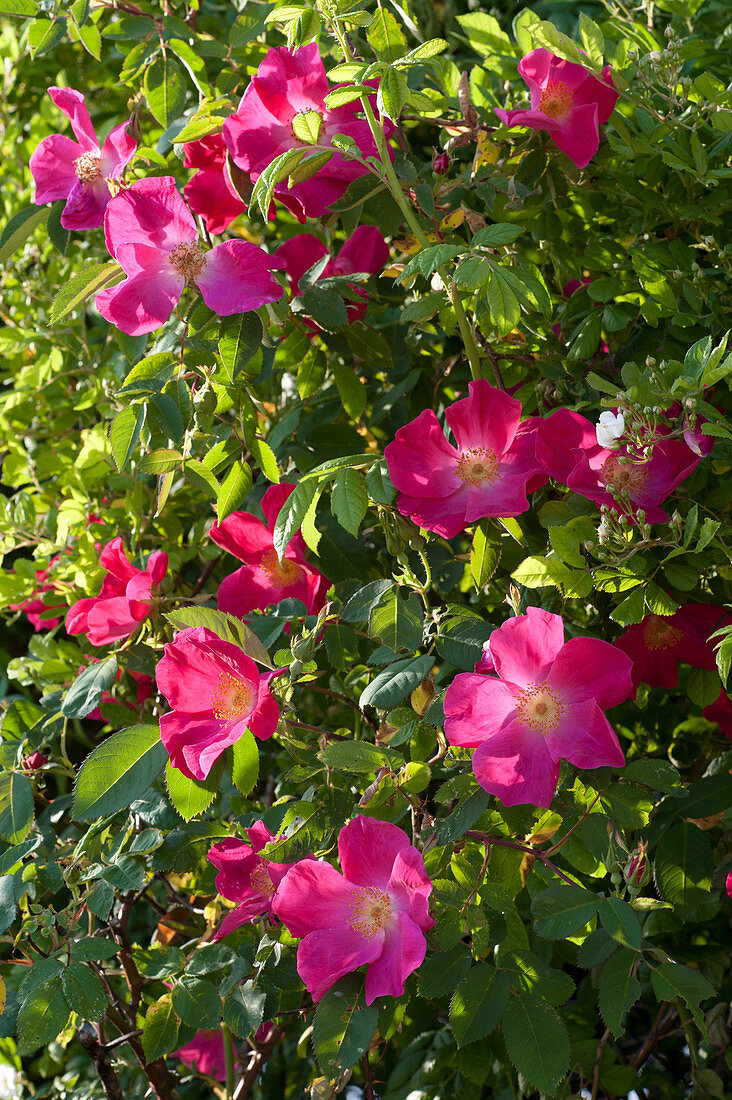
703,691,732,740
29,87,137,231
726,870,732,898
208,821,297,938
384,380,547,539
223,44,387,220
10,557,65,632
615,604,729,695
444,606,633,808
271,816,434,1005
156,626,280,781
277,226,389,328
210,484,330,619
95,176,284,336
537,408,706,523
182,133,246,235
173,1030,229,1081
21,752,48,772
495,49,618,169
66,537,167,647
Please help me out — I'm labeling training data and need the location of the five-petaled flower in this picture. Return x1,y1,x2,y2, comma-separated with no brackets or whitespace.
95,176,284,335
495,49,618,169
384,379,546,539
444,606,633,808
210,484,330,619
615,604,729,695
66,537,167,647
156,626,280,781
208,821,299,938
271,815,434,1004
29,87,137,230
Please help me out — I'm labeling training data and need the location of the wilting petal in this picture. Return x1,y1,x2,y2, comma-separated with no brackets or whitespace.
48,86,98,150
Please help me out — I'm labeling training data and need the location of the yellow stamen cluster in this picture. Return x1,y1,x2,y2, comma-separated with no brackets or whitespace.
260,548,302,586
169,240,207,279
644,617,683,652
74,152,103,183
349,887,392,939
539,80,573,119
455,446,500,487
210,672,253,723
601,455,648,498
515,681,567,734
250,861,276,897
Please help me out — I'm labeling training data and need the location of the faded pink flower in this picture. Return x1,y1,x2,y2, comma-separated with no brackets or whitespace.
272,816,433,1005
444,606,632,807
66,537,167,647
703,691,732,740
223,44,387,220
173,1030,229,1081
537,408,706,523
277,226,389,328
182,132,246,235
210,484,330,619
495,49,618,169
95,176,284,336
208,821,297,938
615,604,729,695
29,87,136,230
384,380,547,539
156,626,279,781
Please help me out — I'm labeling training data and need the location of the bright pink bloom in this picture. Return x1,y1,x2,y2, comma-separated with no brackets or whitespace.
10,559,65,632
182,133,246,235
173,1030,229,1081
495,49,618,169
384,380,547,539
272,816,433,1005
21,752,48,772
208,821,296,938
704,691,732,740
223,44,388,220
210,483,330,619
726,871,732,898
615,604,729,694
66,538,167,647
29,87,136,230
444,606,632,808
537,408,706,523
156,626,279,781
95,176,284,336
277,227,389,327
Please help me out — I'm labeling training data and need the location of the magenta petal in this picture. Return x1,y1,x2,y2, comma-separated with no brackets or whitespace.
489,607,565,688
550,103,600,169
364,911,426,1004
66,597,95,636
494,107,562,133
548,636,633,708
472,721,560,808
262,483,298,532
296,924,383,1003
100,537,137,581
103,176,197,269
215,902,269,938
100,120,137,177
85,597,147,645
338,817,409,890
277,234,329,293
384,410,460,499
248,685,279,742
210,512,273,562
61,179,111,230
387,848,434,932
29,134,80,203
195,240,284,315
184,169,245,236
335,225,389,278
156,627,259,713
48,86,98,150
444,674,517,748
545,700,625,770
394,490,470,539
160,710,241,781
95,266,183,336
445,380,522,456
271,859,354,937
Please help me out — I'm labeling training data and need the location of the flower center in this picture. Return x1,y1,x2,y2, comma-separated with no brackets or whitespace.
455,447,500,487
644,616,683,651
249,860,275,898
515,681,566,733
601,455,648,499
291,110,324,144
349,887,393,938
260,548,303,587
74,152,102,183
210,672,253,723
539,80,573,120
169,240,207,280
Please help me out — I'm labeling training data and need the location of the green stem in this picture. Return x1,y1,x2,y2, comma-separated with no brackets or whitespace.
222,1023,235,1098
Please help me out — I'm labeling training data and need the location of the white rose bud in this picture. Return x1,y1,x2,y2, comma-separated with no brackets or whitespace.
596,410,625,449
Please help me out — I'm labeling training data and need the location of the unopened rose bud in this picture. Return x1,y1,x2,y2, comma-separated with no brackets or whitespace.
596,410,625,449
433,151,451,175
648,50,662,62
625,842,650,889
21,752,48,771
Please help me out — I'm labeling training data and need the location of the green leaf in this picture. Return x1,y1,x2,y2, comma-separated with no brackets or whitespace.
359,655,435,709
598,950,641,1035
51,261,123,323
139,448,183,474
292,109,323,143
331,362,367,418
61,962,107,1021
376,67,410,122
319,740,397,774
366,459,395,505
450,965,510,1047
145,55,186,127
654,821,713,913
73,725,168,822
367,7,407,62
302,286,347,331
165,762,217,821
142,994,179,1061
434,616,493,671
251,147,307,219
0,875,17,934
531,885,600,939
650,962,715,1030
471,520,500,588
0,773,34,844
0,205,48,263
599,896,643,950
71,938,120,962
369,588,423,652
457,12,512,56
341,579,394,622
472,224,523,247
529,19,583,65
331,468,368,537
502,993,570,1095
168,36,212,96
272,479,319,560
578,11,604,68
17,974,70,1053
0,0,36,15
28,16,67,57
62,656,118,719
118,352,177,395
172,977,221,1029
686,667,722,707
230,729,259,796
486,267,521,335
313,975,378,1074
418,944,472,999
165,607,272,666
219,312,263,383
223,980,266,1038
217,461,253,521
110,404,146,471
